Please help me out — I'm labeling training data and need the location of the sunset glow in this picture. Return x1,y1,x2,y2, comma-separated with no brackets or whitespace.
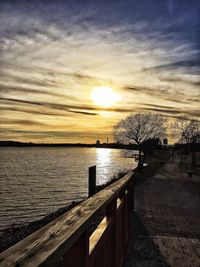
91,87,119,107
0,1,199,143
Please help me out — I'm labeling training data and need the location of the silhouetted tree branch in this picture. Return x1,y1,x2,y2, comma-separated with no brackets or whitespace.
173,117,200,169
113,113,167,169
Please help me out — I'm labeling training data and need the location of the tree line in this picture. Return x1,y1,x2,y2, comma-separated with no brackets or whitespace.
113,113,200,170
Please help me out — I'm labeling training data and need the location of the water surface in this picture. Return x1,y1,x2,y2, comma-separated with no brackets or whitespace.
0,147,136,231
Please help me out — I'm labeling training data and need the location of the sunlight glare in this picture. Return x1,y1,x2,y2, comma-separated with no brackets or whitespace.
91,86,119,107
96,148,111,184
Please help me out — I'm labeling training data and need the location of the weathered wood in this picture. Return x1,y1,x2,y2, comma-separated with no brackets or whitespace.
89,217,108,254
105,198,117,267
89,217,114,267
0,171,134,267
116,196,126,267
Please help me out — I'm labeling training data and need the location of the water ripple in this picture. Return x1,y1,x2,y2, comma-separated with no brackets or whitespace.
0,147,136,231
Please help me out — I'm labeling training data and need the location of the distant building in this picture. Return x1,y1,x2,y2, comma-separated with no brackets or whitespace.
96,140,100,146
163,138,168,145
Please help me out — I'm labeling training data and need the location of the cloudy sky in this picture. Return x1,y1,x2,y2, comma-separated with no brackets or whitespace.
0,0,199,143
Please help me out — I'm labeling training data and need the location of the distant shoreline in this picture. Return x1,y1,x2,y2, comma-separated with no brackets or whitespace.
0,141,138,150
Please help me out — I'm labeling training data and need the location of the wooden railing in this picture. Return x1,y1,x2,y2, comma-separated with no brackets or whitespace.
0,171,134,267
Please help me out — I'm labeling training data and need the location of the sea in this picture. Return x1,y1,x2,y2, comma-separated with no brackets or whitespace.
0,147,137,232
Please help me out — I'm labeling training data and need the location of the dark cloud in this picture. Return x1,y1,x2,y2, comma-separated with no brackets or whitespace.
0,106,69,117
0,118,46,126
0,0,199,142
147,60,200,73
186,97,200,103
72,72,112,85
0,63,111,91
0,97,43,106
140,107,181,114
123,84,173,100
0,99,99,116
123,84,199,106
73,73,97,82
138,104,200,119
0,127,112,141
163,98,187,104
141,103,176,110
124,84,172,94
160,77,200,87
67,110,98,116
0,71,58,87
0,84,78,100
123,86,140,92
0,96,133,114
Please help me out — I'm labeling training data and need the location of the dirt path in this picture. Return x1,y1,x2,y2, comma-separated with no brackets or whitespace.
125,155,200,267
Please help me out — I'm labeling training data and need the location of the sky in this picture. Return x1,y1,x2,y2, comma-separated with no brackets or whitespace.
0,0,199,143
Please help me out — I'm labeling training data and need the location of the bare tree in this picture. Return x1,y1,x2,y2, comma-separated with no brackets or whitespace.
174,118,200,169
114,113,167,168
180,120,200,144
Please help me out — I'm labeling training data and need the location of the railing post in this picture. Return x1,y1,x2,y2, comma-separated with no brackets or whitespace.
106,197,117,267
89,165,96,197
116,189,126,267
131,180,134,211
0,171,133,267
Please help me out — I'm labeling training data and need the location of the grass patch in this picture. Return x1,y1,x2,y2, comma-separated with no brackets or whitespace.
133,150,171,184
96,171,128,192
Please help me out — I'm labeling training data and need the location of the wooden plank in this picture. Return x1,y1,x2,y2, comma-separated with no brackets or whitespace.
89,217,108,254
0,171,134,267
89,217,114,267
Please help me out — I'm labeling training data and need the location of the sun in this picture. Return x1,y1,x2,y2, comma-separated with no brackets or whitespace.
91,86,119,107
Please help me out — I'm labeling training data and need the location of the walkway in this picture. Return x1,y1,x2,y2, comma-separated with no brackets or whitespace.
125,156,200,267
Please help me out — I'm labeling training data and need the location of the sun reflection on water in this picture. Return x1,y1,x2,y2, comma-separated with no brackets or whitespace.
96,148,112,185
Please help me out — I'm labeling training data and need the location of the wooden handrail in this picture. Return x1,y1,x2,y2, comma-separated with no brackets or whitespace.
0,171,134,267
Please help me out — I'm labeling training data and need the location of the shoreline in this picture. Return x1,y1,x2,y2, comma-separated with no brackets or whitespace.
1,150,198,254
0,201,82,253
0,140,139,150
0,171,128,253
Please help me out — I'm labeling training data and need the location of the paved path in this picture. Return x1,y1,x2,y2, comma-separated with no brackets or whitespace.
125,156,200,267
